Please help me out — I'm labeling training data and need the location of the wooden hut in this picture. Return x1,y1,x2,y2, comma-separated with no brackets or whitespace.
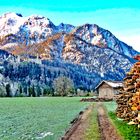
95,80,123,99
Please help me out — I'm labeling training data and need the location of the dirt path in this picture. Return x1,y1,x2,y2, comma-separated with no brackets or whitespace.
62,102,122,140
97,102,122,140
61,105,93,140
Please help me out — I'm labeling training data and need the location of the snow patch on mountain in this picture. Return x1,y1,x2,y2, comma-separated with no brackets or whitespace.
0,12,26,36
57,23,75,33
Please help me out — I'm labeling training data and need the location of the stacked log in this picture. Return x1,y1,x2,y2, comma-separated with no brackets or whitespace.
80,98,113,102
116,92,136,121
128,92,140,126
116,62,140,127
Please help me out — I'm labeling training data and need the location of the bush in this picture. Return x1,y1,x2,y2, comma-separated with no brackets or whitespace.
43,86,54,96
15,93,26,97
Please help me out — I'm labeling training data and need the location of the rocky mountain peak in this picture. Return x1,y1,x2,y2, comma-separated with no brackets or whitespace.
0,12,139,91
57,23,75,33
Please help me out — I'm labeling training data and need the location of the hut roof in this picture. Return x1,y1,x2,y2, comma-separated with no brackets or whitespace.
95,80,123,89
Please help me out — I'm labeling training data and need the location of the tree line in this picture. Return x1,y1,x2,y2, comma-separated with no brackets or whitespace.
0,76,76,97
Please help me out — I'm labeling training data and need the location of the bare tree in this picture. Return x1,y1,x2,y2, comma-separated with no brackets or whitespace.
53,76,74,96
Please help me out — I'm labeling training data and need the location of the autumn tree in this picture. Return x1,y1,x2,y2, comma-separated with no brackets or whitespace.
53,76,74,96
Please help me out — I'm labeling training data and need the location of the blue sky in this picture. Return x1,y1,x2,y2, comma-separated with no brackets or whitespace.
0,0,140,51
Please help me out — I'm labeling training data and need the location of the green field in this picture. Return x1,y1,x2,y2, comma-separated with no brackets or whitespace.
0,97,90,140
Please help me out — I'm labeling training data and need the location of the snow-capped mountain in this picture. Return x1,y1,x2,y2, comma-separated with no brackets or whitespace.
0,13,138,57
57,23,75,33
0,12,74,47
0,12,139,91
72,24,138,57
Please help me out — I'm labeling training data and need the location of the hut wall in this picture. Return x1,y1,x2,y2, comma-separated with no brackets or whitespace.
98,83,114,99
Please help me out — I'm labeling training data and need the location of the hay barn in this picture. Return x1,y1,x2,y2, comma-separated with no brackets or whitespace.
95,81,123,99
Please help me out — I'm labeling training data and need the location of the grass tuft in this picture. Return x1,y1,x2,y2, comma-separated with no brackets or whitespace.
109,112,140,140
104,102,140,140
84,104,100,140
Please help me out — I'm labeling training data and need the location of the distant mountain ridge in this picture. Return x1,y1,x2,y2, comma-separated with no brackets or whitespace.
0,12,138,57
0,12,139,94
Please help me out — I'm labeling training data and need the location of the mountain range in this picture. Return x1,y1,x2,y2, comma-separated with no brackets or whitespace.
0,12,139,96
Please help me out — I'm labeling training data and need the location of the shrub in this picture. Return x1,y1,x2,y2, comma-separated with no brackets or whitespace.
43,86,54,96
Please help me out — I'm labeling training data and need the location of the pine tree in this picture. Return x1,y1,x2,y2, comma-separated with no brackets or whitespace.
6,84,11,97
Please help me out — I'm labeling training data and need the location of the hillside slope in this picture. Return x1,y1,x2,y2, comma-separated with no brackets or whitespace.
0,12,139,94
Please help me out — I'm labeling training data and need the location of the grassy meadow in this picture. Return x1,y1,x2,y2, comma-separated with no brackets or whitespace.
0,97,90,140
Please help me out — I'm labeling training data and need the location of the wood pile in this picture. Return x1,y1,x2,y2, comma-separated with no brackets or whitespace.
116,62,140,127
80,98,113,102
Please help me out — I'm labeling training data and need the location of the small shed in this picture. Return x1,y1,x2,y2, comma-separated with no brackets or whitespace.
95,80,123,99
